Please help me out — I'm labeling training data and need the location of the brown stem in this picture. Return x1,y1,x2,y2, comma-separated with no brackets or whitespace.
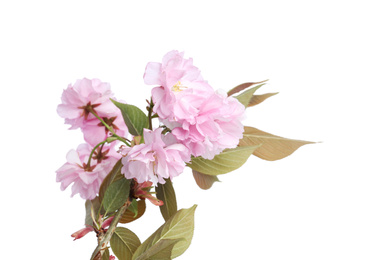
148,98,154,131
90,200,131,260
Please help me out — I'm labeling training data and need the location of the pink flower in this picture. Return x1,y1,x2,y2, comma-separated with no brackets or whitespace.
120,128,190,185
57,78,117,129
144,51,246,159
81,109,128,146
109,256,116,260
170,91,245,159
144,50,214,121
56,143,120,200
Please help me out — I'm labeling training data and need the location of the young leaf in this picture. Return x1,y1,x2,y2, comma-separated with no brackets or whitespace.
187,146,259,175
240,126,315,161
227,80,268,96
248,92,278,107
235,83,265,107
111,99,149,136
85,197,102,227
134,239,183,260
119,200,146,224
155,179,177,221
110,227,141,260
99,159,123,203
192,170,220,190
102,178,131,213
128,199,138,218
132,205,197,260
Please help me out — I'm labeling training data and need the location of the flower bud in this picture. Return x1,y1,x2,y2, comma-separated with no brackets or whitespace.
71,226,94,240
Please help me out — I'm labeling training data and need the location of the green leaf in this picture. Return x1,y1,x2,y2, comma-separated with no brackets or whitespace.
128,199,138,218
111,99,149,136
110,227,141,260
187,146,259,175
192,170,220,190
235,83,265,108
134,239,183,260
85,197,102,226
132,205,197,260
155,179,177,221
227,80,268,96
99,159,123,203
102,178,131,213
240,126,315,161
248,92,278,107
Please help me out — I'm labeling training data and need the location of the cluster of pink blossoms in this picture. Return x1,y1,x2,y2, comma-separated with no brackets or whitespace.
56,79,127,200
57,78,128,145
144,50,245,159
56,143,121,200
120,128,191,185
56,50,245,200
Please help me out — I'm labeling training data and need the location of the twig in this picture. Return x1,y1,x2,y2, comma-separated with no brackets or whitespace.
90,200,131,260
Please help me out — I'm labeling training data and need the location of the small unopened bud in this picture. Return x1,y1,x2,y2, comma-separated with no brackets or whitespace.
71,226,94,240
101,216,114,229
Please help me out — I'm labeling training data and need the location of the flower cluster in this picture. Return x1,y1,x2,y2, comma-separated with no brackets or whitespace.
120,128,191,185
56,79,127,199
57,78,128,146
56,50,310,260
56,143,120,200
144,50,245,159
56,50,245,199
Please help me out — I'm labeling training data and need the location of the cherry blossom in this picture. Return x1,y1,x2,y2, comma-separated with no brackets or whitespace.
144,51,245,159
172,91,245,159
57,78,128,146
81,111,128,147
56,143,120,200
57,78,117,129
144,50,214,121
120,128,190,185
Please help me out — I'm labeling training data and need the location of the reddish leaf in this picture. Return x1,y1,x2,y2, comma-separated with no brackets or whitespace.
119,200,146,224
227,80,268,96
192,170,220,190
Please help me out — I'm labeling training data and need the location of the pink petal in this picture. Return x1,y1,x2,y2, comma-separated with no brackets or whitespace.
66,149,82,165
56,104,82,119
143,62,162,85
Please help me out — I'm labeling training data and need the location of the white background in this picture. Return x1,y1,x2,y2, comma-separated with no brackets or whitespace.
1,1,370,259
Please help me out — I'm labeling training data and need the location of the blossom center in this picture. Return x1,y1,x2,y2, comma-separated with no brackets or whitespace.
78,102,101,120
81,163,96,172
172,81,187,92
93,145,110,163
98,116,118,134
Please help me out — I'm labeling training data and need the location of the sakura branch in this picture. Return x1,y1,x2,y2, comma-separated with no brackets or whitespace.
56,50,313,259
